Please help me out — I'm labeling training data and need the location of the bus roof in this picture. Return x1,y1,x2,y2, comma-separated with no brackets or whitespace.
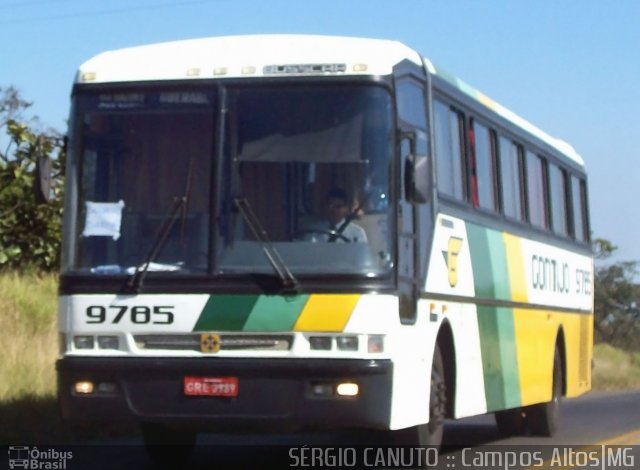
76,34,583,167
76,34,422,83
432,67,584,166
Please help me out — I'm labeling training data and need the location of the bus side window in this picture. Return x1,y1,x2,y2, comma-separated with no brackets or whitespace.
571,175,589,243
472,120,499,212
396,80,427,129
498,136,525,221
433,100,465,201
549,164,570,237
526,151,549,229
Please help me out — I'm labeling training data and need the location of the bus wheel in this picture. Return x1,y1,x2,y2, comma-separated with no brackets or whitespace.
141,422,196,468
494,408,526,436
394,344,446,449
528,347,562,436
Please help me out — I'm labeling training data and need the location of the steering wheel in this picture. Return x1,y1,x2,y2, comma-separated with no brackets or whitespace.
295,229,351,243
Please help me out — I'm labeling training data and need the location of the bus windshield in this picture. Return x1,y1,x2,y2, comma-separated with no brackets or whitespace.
68,83,394,278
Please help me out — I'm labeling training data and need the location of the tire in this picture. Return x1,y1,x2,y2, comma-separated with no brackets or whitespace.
527,347,562,436
495,408,527,436
141,422,196,468
393,343,446,449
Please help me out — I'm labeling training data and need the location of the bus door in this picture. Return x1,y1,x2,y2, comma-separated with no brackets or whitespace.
393,63,430,324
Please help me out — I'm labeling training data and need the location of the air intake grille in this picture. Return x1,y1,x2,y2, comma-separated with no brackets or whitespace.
134,334,293,351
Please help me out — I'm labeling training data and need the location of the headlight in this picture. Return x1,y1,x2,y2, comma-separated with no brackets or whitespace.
309,336,332,350
336,382,359,397
368,335,384,353
73,336,95,350
336,336,358,351
97,336,120,350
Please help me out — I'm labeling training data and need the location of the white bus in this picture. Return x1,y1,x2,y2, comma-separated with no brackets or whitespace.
56,35,593,462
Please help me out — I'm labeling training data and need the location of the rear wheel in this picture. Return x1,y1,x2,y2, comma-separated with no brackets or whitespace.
527,347,562,436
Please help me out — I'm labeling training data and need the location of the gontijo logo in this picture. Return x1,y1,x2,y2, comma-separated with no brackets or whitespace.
8,446,73,469
200,333,221,352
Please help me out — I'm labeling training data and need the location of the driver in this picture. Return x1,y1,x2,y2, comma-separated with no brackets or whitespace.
322,188,368,243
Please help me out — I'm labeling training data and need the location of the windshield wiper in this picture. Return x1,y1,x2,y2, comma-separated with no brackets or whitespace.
127,161,194,292
233,197,299,292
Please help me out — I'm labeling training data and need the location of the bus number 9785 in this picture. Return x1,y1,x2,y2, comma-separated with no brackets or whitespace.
86,305,175,325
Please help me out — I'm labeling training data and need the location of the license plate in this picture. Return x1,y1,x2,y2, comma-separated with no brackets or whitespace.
184,376,239,397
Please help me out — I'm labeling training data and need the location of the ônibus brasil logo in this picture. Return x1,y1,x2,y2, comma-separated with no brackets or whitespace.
8,446,73,469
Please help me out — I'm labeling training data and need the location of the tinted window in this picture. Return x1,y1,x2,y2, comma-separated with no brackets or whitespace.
571,175,589,242
526,151,548,229
549,164,569,236
474,121,497,211
396,79,427,128
434,100,464,200
499,137,524,220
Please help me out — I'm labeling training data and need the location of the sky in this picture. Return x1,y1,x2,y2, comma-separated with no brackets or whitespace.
1,0,639,264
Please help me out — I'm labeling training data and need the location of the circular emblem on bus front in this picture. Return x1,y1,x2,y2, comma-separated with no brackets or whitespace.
200,333,221,353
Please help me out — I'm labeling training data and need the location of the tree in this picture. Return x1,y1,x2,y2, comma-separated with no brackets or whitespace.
0,86,65,271
592,238,640,350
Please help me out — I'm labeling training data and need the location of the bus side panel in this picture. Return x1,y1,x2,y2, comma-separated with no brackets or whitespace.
386,309,432,430
556,312,593,397
445,302,489,419
425,214,491,419
426,213,593,418
512,309,591,404
512,307,556,406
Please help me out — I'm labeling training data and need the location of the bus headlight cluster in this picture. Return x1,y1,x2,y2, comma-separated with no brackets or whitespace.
367,335,384,353
72,335,120,350
308,335,384,353
309,335,358,351
310,381,360,398
73,381,117,396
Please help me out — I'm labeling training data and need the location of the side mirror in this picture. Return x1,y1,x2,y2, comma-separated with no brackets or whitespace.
34,154,53,203
410,153,430,203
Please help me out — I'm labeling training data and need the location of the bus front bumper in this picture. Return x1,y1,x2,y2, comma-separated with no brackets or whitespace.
56,356,392,431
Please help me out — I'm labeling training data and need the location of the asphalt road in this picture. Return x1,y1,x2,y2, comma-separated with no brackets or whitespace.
28,389,640,470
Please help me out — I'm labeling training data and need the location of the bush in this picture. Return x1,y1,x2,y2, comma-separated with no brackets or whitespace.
0,86,65,271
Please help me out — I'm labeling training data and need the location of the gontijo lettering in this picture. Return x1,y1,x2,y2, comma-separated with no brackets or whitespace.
531,255,570,294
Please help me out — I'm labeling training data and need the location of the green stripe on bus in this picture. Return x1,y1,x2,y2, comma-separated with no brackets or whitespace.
467,223,511,301
486,229,511,301
467,223,494,298
497,308,521,409
476,305,507,410
476,307,522,411
193,294,259,331
467,223,522,410
242,295,309,331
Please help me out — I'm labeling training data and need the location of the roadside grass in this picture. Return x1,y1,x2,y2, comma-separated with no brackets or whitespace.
0,271,136,444
592,342,640,391
1,270,639,443
0,270,58,402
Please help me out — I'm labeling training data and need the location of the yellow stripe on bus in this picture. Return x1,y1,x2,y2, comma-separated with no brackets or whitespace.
293,294,360,332
503,232,528,303
512,308,556,406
